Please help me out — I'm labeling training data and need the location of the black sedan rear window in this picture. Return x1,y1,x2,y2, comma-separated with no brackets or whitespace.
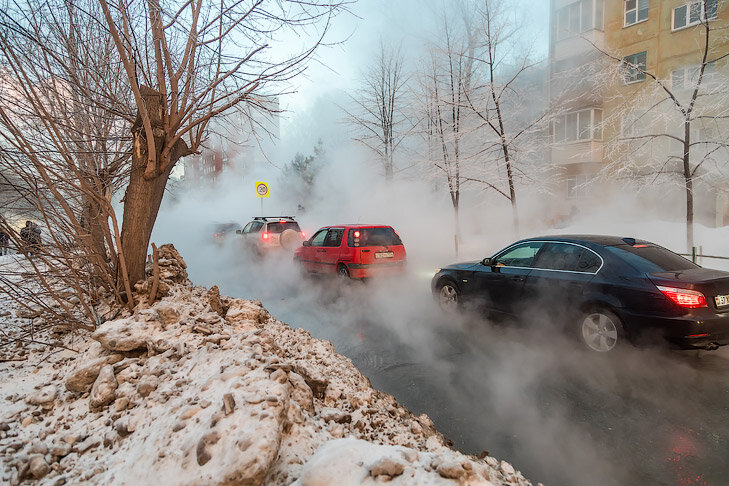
347,227,402,247
606,244,699,273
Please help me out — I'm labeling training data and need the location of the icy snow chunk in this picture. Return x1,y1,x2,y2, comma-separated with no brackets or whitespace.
92,317,161,352
293,438,495,485
89,364,117,410
65,354,123,393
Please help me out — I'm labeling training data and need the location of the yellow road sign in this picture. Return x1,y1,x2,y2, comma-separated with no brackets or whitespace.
255,181,269,198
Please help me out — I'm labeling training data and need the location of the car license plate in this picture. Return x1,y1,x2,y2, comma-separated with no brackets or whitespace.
715,294,729,307
375,251,394,259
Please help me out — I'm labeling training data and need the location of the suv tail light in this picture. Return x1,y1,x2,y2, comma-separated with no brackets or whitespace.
261,232,269,240
656,286,707,308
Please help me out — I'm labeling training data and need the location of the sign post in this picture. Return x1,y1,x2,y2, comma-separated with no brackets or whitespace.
255,181,269,212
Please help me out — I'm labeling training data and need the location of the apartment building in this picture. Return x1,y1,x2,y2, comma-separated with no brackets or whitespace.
549,0,729,224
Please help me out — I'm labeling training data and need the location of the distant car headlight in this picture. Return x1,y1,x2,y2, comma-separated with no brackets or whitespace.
435,268,441,274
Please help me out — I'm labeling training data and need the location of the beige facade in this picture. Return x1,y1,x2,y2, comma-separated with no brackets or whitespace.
549,0,729,224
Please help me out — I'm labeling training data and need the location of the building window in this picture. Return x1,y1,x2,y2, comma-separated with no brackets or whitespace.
567,174,590,198
556,0,603,40
553,108,603,143
595,0,604,30
593,109,603,139
625,0,649,26
672,0,718,31
697,125,717,142
671,62,717,90
622,51,647,84
620,113,643,138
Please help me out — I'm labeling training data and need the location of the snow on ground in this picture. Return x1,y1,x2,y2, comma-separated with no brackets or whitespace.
0,246,532,485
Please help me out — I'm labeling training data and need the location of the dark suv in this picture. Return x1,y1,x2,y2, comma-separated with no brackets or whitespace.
209,222,243,244
237,216,305,253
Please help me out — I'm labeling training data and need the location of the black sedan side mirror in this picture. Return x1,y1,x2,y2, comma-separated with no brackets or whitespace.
235,230,242,235
481,257,494,266
302,240,311,247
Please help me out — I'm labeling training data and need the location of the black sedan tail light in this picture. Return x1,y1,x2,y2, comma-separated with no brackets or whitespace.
656,285,707,308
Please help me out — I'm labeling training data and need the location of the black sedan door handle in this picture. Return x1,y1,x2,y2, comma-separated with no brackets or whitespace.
511,275,526,282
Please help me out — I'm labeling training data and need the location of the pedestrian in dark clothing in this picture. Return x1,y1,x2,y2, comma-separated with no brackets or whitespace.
31,223,41,243
0,228,8,256
20,221,41,255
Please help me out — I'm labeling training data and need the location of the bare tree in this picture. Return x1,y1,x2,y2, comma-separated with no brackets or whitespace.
413,1,550,252
0,0,349,342
418,17,478,255
464,0,550,235
98,0,349,287
343,41,411,180
592,0,729,250
1,0,349,296
0,0,135,330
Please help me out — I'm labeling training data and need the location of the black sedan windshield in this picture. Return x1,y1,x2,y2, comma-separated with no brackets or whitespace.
605,244,699,273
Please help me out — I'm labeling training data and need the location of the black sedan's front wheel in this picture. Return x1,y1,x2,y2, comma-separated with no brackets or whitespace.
437,280,460,313
579,309,624,352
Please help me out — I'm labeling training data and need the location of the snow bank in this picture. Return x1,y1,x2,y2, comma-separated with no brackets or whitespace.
0,246,532,485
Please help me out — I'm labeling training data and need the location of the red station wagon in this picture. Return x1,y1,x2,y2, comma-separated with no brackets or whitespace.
293,225,407,279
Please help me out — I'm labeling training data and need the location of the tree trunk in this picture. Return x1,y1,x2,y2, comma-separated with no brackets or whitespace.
504,153,518,237
81,195,109,262
119,152,174,288
118,86,188,289
451,191,460,257
683,120,693,252
385,148,393,180
493,88,519,238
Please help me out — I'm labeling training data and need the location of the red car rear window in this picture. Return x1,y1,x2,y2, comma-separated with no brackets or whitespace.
347,227,402,247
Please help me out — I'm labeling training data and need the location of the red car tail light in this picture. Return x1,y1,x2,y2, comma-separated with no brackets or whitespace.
261,232,269,240
656,286,707,308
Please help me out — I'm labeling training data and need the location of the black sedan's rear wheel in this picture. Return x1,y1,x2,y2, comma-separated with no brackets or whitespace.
580,309,624,352
437,280,460,313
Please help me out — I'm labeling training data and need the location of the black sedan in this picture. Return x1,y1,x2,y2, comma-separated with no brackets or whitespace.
431,235,729,352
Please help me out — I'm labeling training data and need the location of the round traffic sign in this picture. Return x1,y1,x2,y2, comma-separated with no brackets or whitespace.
255,182,269,197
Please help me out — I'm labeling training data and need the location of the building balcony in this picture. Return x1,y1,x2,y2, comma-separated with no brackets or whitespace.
551,140,604,166
552,30,604,63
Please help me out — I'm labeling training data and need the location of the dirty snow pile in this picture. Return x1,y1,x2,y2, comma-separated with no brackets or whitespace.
0,245,532,485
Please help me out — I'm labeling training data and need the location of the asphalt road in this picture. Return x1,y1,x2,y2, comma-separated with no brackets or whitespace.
189,250,729,486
